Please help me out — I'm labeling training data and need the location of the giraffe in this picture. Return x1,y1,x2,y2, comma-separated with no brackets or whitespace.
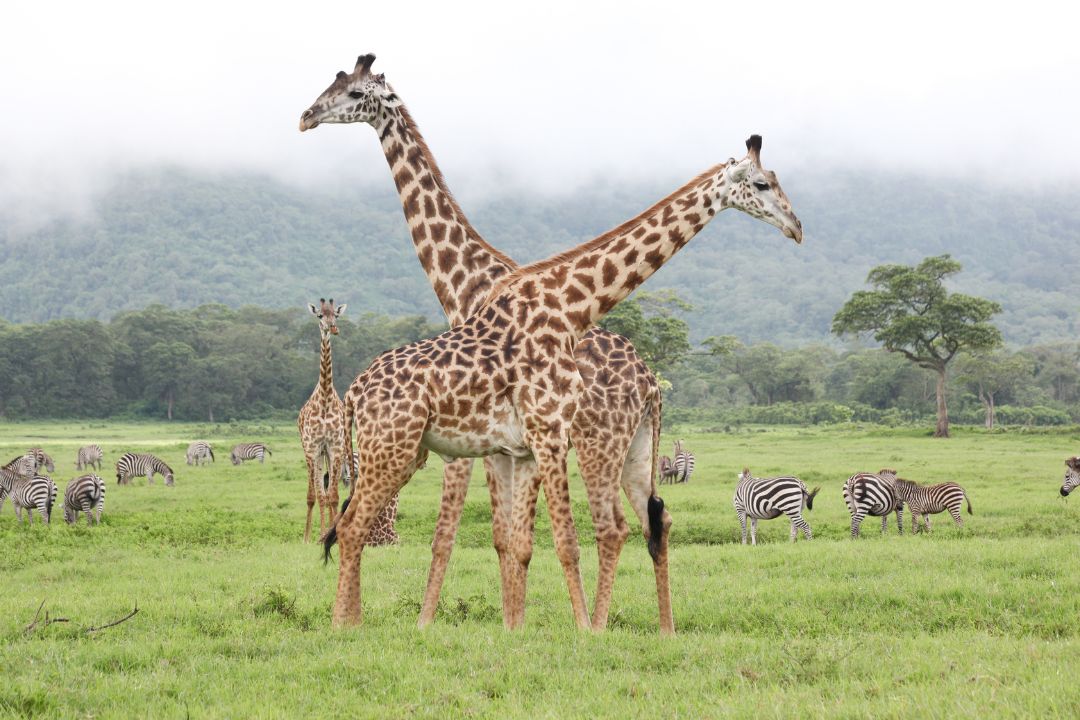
306,66,802,630
301,54,669,632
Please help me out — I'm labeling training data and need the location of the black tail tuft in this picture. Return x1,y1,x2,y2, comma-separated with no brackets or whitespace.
322,471,329,491
322,496,351,565
647,495,665,562
806,486,820,511
966,494,973,515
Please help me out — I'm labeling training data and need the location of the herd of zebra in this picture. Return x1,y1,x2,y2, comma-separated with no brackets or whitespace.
0,441,273,525
658,440,696,484
732,466,974,545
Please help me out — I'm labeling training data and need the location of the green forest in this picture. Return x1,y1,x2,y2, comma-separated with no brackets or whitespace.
1,166,1077,345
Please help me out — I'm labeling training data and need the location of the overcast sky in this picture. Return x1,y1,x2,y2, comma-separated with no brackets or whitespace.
2,0,1078,221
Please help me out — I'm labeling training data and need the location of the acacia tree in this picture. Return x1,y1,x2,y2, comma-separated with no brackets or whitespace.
832,255,1002,437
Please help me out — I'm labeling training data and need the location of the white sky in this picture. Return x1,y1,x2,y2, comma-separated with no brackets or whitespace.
2,0,1078,218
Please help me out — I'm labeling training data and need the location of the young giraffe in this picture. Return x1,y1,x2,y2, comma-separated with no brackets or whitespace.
296,299,398,544
302,54,669,632
308,83,802,631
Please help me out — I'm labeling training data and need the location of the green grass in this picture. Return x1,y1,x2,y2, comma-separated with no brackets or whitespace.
2,421,1079,718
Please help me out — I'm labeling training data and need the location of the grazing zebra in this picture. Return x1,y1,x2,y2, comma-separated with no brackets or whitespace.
76,444,104,471
230,443,271,465
658,455,679,485
890,476,972,533
27,448,55,473
733,468,820,544
9,474,57,524
1061,457,1080,497
844,470,904,538
116,453,175,486
672,440,696,483
64,474,106,525
186,441,215,466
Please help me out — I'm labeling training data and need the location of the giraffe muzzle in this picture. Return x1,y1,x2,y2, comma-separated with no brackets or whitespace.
299,109,320,132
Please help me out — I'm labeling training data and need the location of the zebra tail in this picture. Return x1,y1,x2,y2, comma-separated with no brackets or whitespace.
966,492,973,515
806,486,820,511
209,447,215,462
265,447,272,456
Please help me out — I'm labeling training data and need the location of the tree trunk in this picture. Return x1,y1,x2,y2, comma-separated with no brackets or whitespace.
167,390,174,421
986,392,995,430
934,367,949,438
208,405,214,423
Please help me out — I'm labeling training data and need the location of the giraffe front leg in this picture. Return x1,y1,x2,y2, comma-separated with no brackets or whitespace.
418,458,474,628
534,441,590,630
303,455,317,543
504,456,543,630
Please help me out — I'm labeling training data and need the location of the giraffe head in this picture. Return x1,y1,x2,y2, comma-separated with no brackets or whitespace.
722,135,803,244
299,54,402,131
309,298,346,337
1062,457,1080,497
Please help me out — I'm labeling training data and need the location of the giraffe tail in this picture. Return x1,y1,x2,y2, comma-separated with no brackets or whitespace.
646,387,666,562
324,394,358,565
323,495,351,564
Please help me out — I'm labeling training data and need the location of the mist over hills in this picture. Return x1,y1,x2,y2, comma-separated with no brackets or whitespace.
2,166,1077,346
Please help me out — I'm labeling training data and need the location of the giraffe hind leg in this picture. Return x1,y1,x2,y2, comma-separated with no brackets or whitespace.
419,458,474,628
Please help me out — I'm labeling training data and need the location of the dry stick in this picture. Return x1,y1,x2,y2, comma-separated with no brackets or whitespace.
23,600,70,635
85,603,139,634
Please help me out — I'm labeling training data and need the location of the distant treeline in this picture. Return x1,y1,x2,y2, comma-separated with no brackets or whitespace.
0,304,444,422
1,303,1077,426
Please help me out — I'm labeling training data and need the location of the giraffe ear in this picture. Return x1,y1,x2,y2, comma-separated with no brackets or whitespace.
334,303,347,317
727,158,750,183
308,303,319,316
355,53,376,76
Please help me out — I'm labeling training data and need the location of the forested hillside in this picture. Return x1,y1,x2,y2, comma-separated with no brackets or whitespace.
2,167,1077,344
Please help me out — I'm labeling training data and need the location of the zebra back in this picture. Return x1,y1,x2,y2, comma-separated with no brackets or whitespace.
230,443,270,465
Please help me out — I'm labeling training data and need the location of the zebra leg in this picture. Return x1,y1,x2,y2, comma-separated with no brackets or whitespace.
146,470,154,486
896,507,903,536
738,510,748,545
418,458,474,628
851,512,864,539
925,515,932,534
789,519,797,542
949,507,963,527
881,514,888,534
794,514,812,541
750,517,758,546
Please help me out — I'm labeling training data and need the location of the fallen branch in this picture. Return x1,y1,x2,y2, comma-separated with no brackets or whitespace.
23,600,70,635
85,603,139,634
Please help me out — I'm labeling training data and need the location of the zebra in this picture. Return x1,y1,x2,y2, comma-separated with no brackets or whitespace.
63,474,106,525
843,470,904,538
76,444,104,471
186,441,215,466
338,450,361,488
8,474,57,524
116,453,175,486
27,448,55,474
2,452,39,513
658,455,679,485
1061,457,1080,497
672,440,696,483
230,443,271,465
890,476,972,533
733,468,819,544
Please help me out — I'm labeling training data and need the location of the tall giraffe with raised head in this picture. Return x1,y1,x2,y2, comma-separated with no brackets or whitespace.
302,54,673,631
306,73,802,630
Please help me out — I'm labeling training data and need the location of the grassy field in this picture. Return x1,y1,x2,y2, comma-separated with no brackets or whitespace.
2,421,1079,718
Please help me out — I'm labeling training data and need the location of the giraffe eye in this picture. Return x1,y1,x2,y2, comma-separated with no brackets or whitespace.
753,181,770,191
348,91,364,99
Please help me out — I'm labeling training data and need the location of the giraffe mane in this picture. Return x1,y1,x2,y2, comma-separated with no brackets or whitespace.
491,163,725,292
396,103,519,273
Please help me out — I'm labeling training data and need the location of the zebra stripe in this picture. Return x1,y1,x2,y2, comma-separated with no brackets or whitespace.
186,441,215,466
9,474,57,524
3,452,40,479
64,474,106,525
657,455,679,485
844,471,904,538
76,444,104,471
670,440,695,484
338,450,361,488
230,443,272,465
1061,457,1080,497
116,453,175,486
733,468,819,544
891,477,972,533
30,448,55,474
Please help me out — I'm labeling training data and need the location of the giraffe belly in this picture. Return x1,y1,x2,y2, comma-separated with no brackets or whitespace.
421,414,531,462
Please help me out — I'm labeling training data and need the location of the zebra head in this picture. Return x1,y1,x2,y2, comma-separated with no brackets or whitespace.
31,448,55,473
230,451,241,466
1062,457,1080,497
63,500,77,525
309,298,347,337
738,467,752,483
721,135,803,244
299,54,402,132
164,468,175,486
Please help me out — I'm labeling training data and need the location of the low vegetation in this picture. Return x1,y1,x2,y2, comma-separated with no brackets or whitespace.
2,421,1078,717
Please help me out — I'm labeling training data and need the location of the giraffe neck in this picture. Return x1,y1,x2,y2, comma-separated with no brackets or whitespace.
317,334,335,402
508,165,730,335
374,103,516,327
